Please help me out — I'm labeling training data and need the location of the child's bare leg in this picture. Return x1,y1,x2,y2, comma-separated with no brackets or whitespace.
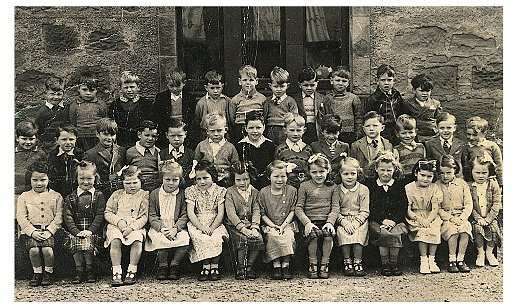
128,242,142,266
321,237,333,265
308,237,319,265
170,246,188,267
474,233,485,266
447,234,459,262
29,247,42,272
457,233,469,262
418,242,428,256
486,240,499,266
341,244,352,260
41,247,54,273
352,244,363,261
110,239,122,266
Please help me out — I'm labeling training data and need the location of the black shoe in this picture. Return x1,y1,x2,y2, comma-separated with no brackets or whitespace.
41,272,53,286
272,267,282,280
447,261,460,273
457,261,471,273
353,262,367,277
318,264,329,279
72,273,83,284
308,264,319,279
198,268,210,281
156,267,168,280
209,268,221,281
246,267,258,280
390,265,403,276
235,268,246,280
86,271,96,283
111,272,124,287
30,273,42,287
168,266,180,280
123,271,136,285
282,266,292,280
381,265,392,276
343,262,354,276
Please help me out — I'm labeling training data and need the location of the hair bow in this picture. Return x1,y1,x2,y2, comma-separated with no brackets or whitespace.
418,160,437,170
117,165,130,177
188,160,199,179
339,152,348,158
285,162,298,174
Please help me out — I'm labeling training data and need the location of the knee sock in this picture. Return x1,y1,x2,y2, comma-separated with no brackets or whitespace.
171,246,189,267
380,255,389,266
33,266,43,274
449,254,457,262
456,254,464,262
389,251,399,266
44,266,53,273
321,238,333,265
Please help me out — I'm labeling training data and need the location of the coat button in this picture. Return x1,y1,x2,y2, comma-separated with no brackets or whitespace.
41,215,44,218
41,208,44,211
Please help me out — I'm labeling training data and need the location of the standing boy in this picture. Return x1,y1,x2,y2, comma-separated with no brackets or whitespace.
35,76,68,137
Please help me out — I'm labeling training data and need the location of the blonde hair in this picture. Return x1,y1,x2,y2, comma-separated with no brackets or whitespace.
205,112,226,128
239,65,257,79
266,160,288,178
369,151,403,179
283,113,305,128
335,157,364,184
270,66,289,84
160,161,183,177
120,70,140,85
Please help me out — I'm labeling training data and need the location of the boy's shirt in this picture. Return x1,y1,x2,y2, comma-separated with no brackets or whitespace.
394,141,426,176
194,138,239,181
322,91,363,136
400,97,442,140
47,146,85,196
365,87,404,143
425,135,464,178
108,96,153,147
84,142,126,188
68,98,107,138
230,90,266,125
351,135,393,177
295,91,326,124
160,144,195,187
126,142,161,174
263,94,299,127
153,89,195,148
35,101,69,136
14,146,47,195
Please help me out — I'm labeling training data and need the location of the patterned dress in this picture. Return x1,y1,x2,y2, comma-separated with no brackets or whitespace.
186,184,229,263
334,183,370,246
437,178,473,240
405,182,443,244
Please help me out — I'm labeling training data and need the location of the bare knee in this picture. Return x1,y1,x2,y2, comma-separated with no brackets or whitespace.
111,239,122,250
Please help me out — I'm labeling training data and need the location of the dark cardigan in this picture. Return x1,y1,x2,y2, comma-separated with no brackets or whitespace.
365,178,408,224
63,190,106,235
147,187,189,232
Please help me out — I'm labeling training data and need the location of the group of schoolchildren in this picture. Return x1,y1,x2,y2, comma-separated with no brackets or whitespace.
15,63,503,288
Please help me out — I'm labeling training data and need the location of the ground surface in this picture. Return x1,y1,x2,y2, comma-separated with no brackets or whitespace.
15,264,502,302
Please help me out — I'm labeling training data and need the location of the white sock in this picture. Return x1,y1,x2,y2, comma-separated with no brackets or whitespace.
420,256,428,262
112,265,122,274
127,264,138,273
202,264,210,270
44,266,53,273
457,254,465,261
449,254,456,262
429,255,436,262
33,266,42,274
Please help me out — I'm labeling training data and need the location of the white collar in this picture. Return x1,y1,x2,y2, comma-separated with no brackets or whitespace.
169,144,185,154
135,141,158,156
285,138,306,152
377,178,394,187
15,146,38,153
160,186,179,196
208,138,226,146
57,147,75,156
77,187,95,196
171,92,182,101
341,182,359,194
303,93,315,99
45,101,64,109
440,136,453,146
326,140,337,148
236,185,252,197
120,95,140,103
205,93,225,101
239,136,268,148
197,183,216,194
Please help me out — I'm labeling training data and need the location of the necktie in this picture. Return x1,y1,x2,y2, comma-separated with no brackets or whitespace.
371,139,379,149
443,141,450,153
273,97,280,105
292,143,301,152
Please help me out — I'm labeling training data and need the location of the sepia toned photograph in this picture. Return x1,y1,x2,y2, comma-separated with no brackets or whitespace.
13,5,503,302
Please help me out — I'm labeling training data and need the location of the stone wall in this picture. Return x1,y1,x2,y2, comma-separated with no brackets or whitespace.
15,7,177,110
363,6,503,140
